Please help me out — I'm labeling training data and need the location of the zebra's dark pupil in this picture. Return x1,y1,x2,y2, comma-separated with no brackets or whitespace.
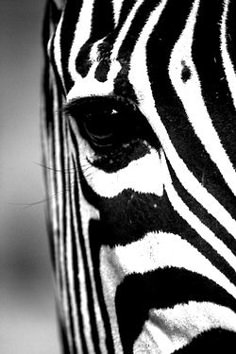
82,110,120,147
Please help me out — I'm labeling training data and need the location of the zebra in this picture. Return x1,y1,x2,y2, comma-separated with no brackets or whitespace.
42,0,236,352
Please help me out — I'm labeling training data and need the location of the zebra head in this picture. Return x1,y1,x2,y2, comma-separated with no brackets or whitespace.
43,0,236,352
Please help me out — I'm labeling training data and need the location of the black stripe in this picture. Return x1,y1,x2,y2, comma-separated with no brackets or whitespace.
93,0,139,81
116,268,236,353
145,0,236,218
42,0,61,129
42,35,57,269
146,0,193,105
192,0,236,167
69,127,117,352
58,316,71,354
60,0,82,90
73,163,102,354
73,154,116,353
56,98,67,294
43,0,65,291
90,0,114,40
169,159,236,252
48,83,64,294
175,328,236,353
71,159,89,354
118,0,139,28
166,159,236,287
227,0,236,74
167,158,236,255
117,0,162,63
60,120,75,350
65,157,77,353
76,0,115,78
46,0,66,96
50,32,67,97
68,128,100,211
94,0,160,85
95,0,158,85
89,219,116,354
113,0,164,100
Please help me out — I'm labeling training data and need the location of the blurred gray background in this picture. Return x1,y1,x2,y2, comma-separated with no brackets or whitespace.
0,0,60,352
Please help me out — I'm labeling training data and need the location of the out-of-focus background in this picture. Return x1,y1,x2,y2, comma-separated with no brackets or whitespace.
0,1,60,352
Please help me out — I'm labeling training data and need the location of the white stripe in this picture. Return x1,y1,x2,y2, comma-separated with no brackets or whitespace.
76,234,95,354
67,70,118,101
71,139,107,353
47,78,61,288
78,181,108,354
129,0,236,239
67,49,121,100
100,247,124,354
134,302,236,353
71,202,95,354
68,0,95,82
169,0,236,198
110,0,145,61
108,230,236,300
62,121,73,351
67,158,83,353
101,230,236,354
69,158,97,354
221,0,236,108
161,151,236,290
53,14,65,89
65,174,76,352
112,0,124,26
55,107,69,339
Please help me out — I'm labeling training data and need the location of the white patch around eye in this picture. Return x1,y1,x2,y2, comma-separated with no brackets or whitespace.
77,134,164,198
67,60,121,101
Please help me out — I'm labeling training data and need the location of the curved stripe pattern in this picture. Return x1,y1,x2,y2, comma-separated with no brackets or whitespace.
42,0,236,352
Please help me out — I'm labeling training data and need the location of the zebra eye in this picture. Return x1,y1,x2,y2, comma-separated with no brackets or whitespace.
65,97,141,152
81,108,121,149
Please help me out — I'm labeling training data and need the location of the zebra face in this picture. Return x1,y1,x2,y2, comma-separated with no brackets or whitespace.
43,0,236,353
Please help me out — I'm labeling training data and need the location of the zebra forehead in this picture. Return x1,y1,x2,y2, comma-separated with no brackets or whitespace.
54,0,167,92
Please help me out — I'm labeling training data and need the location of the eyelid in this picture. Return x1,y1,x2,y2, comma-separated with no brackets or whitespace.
63,95,138,118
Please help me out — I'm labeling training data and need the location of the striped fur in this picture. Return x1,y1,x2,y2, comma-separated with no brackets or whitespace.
42,0,236,352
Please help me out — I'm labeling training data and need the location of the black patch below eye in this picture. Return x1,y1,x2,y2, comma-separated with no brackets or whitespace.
181,60,192,83
90,139,150,173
